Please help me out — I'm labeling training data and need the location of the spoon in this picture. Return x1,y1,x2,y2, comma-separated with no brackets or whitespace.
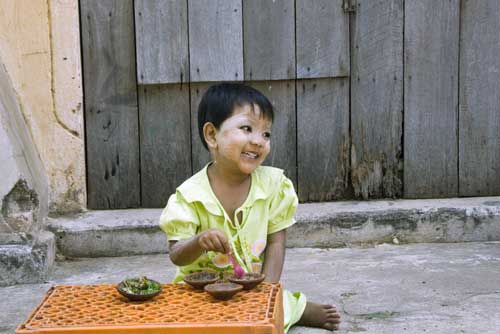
228,253,245,279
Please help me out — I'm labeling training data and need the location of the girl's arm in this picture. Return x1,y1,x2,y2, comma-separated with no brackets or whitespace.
168,237,204,266
169,228,231,266
262,229,287,282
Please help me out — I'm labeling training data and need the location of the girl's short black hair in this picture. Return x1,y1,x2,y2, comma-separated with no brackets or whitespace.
198,83,274,150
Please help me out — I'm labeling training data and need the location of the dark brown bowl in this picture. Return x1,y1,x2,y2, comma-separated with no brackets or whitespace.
204,282,243,300
228,273,266,290
183,271,218,289
116,279,162,301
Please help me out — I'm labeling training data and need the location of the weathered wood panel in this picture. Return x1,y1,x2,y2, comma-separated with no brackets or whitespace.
139,84,191,207
135,0,189,84
188,0,243,82
296,0,349,78
350,0,403,199
404,0,459,198
243,0,295,81
459,0,500,196
297,78,349,202
248,81,297,187
81,0,140,209
190,83,212,173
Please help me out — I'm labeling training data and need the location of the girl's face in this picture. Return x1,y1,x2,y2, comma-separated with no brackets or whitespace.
211,104,272,176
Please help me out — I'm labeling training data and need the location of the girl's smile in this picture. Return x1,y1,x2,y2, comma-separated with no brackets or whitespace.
206,104,272,179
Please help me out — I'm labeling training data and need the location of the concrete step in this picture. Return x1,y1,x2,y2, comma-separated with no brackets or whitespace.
2,243,500,334
0,231,55,286
46,197,500,257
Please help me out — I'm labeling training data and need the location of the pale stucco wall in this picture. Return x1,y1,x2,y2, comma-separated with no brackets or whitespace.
0,0,86,213
0,60,48,239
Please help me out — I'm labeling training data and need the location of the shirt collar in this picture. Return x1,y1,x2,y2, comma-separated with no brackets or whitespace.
177,163,271,216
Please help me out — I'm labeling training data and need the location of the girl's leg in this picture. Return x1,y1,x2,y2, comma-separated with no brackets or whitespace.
283,290,341,332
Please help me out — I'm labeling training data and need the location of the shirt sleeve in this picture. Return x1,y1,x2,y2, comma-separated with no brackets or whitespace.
267,175,299,234
159,191,200,241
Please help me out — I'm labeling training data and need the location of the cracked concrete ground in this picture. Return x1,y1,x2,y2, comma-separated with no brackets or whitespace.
2,242,500,334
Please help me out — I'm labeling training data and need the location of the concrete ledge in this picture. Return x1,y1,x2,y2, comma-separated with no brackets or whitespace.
289,197,500,247
46,209,165,258
0,231,55,286
46,197,500,257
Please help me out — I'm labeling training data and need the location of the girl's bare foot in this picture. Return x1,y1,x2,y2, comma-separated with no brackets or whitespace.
296,302,341,331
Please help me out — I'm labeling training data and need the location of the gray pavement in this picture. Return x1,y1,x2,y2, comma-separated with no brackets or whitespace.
2,242,500,334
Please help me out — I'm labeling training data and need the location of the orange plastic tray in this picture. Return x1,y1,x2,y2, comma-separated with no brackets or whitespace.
16,282,283,334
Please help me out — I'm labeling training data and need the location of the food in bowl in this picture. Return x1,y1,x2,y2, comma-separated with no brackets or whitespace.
183,271,219,289
228,273,266,290
204,282,243,300
116,276,162,301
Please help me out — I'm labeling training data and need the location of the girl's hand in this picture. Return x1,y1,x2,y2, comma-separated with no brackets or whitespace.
197,228,231,254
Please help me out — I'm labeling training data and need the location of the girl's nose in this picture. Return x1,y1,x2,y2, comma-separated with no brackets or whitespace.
250,134,264,147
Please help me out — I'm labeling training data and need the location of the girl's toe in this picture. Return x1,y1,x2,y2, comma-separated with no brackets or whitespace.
324,322,335,331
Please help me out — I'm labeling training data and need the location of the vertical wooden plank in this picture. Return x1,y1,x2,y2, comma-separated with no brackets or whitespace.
188,0,243,82
243,0,295,81
296,0,349,78
404,0,459,198
81,0,140,209
139,84,191,207
190,83,212,173
248,81,297,187
460,0,500,196
350,0,403,199
135,0,189,84
297,78,350,202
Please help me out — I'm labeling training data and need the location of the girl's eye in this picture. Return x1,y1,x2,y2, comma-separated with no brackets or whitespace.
263,132,271,139
241,126,251,132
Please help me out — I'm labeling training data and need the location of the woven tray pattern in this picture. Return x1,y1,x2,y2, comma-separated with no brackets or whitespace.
18,283,280,331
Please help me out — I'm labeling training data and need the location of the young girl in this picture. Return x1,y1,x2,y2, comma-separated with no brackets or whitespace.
159,83,340,332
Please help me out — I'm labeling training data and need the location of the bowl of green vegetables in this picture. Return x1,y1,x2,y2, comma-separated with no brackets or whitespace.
116,276,162,301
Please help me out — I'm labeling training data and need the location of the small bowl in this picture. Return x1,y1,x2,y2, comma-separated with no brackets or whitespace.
204,282,243,300
116,278,162,301
228,273,266,290
183,271,218,289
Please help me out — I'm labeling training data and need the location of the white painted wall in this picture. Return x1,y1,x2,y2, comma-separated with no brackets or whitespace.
0,61,48,235
0,0,86,213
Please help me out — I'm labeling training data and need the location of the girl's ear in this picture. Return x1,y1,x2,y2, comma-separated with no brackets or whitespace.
203,122,218,149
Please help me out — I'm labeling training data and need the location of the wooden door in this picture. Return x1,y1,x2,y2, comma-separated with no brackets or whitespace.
81,0,350,208
81,0,500,209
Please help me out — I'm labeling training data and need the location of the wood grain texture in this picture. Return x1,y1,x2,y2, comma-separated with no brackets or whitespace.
81,0,140,209
404,0,459,198
297,78,349,202
190,83,212,173
350,0,403,199
296,0,349,78
135,0,189,84
188,0,243,82
248,81,297,187
459,0,500,196
243,0,295,80
139,84,191,207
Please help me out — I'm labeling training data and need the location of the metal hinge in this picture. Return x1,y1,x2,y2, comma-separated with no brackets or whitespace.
343,0,357,13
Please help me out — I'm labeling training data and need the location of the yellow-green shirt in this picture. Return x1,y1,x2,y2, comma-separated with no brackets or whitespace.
159,164,298,283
